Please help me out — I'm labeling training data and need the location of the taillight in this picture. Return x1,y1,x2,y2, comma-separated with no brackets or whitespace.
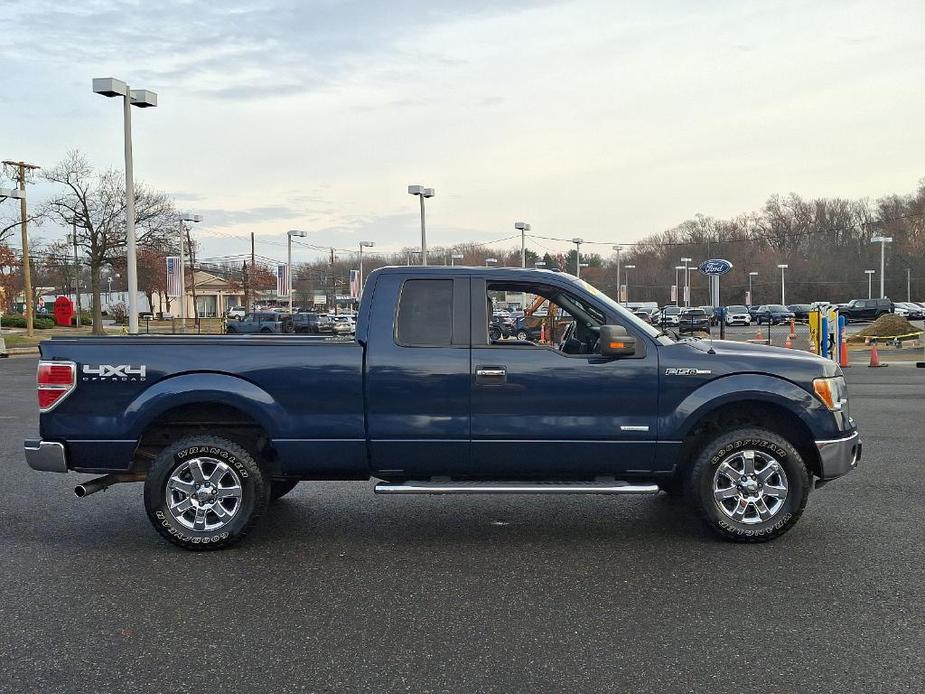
37,361,76,412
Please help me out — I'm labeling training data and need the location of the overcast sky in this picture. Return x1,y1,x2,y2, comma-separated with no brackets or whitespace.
3,0,924,265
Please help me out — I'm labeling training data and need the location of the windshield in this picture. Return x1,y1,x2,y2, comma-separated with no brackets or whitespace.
573,278,662,339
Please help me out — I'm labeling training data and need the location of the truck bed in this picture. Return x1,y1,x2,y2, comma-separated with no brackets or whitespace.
39,335,368,477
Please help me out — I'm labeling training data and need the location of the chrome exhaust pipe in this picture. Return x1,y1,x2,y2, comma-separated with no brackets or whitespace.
74,472,145,497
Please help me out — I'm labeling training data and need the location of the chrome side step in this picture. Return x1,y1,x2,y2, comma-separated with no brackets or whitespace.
374,480,660,495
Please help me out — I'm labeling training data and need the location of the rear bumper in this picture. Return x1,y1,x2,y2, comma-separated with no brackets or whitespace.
24,439,68,473
815,431,861,481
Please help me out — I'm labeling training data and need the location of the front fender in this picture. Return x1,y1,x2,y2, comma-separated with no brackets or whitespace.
123,372,287,439
664,373,840,441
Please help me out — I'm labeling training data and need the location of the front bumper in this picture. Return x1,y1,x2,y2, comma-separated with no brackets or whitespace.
815,431,861,482
24,439,68,473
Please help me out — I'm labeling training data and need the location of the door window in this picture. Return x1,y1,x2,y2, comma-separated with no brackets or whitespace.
396,279,453,346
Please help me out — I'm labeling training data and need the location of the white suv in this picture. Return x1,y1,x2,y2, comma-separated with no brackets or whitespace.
724,305,752,326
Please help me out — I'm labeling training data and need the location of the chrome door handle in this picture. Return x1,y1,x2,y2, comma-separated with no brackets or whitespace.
476,368,506,377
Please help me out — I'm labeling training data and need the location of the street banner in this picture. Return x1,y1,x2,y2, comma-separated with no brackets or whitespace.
277,264,289,298
670,285,677,302
619,284,627,303
745,290,751,305
349,270,360,298
166,256,182,298
808,310,820,354
683,285,690,304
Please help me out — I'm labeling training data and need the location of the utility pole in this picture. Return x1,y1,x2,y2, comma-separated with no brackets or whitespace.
250,232,256,310
186,226,198,323
72,220,82,327
3,160,40,337
330,248,336,315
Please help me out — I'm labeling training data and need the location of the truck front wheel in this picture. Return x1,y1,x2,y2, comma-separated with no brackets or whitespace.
143,435,270,551
686,427,810,542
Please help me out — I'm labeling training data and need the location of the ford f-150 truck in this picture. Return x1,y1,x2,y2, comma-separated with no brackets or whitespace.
25,266,860,550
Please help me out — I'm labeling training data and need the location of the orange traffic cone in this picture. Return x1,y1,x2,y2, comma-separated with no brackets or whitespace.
784,335,793,349
755,325,763,340
839,327,850,368
868,341,887,368
788,318,797,340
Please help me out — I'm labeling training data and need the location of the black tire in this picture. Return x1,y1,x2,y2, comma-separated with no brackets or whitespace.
270,479,299,501
517,330,528,341
489,327,502,341
144,435,270,551
685,427,810,543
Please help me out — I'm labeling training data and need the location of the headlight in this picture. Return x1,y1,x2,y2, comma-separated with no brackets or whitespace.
813,376,848,411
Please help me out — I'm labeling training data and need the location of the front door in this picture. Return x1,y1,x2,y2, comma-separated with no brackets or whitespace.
469,278,659,478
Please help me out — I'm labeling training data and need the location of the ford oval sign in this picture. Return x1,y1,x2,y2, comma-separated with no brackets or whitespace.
698,258,733,276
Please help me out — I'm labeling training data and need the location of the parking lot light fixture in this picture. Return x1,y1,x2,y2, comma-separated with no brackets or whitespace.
623,264,636,303
673,265,685,305
287,230,308,314
485,258,497,266
534,261,547,268
871,236,892,298
450,253,464,266
777,264,789,305
572,238,584,277
408,185,435,265
93,77,158,335
864,269,876,299
515,222,531,268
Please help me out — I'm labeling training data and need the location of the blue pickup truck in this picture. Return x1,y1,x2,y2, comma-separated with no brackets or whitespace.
25,266,860,550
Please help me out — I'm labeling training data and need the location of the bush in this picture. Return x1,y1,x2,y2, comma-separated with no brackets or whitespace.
1,314,56,330
70,311,94,327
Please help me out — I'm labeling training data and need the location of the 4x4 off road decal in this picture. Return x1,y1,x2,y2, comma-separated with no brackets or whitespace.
82,364,147,382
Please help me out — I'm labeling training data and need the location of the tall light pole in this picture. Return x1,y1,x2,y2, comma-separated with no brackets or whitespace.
777,264,788,305
287,230,308,314
358,241,374,299
178,214,200,329
515,222,530,268
748,271,758,305
623,264,636,303
864,269,876,299
612,246,622,303
93,78,157,335
681,257,692,306
572,238,584,278
408,185,434,265
450,253,464,266
907,268,912,302
871,236,892,298
674,265,684,305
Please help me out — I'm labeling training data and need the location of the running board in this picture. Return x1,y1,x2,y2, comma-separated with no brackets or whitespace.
374,480,660,495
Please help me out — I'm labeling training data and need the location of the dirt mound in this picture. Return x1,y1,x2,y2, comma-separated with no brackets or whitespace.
851,313,920,340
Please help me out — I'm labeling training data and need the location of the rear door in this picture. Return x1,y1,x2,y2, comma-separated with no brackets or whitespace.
365,273,471,478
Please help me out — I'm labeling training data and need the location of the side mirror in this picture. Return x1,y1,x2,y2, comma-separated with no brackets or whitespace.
599,324,637,358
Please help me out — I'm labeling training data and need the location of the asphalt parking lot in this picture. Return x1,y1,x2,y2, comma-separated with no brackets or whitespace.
1,356,923,693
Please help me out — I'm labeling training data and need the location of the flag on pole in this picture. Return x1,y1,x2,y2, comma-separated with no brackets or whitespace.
349,270,360,298
277,264,289,298
166,256,182,298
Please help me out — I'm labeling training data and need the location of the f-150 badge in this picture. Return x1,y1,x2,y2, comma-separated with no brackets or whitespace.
82,364,147,381
665,368,711,376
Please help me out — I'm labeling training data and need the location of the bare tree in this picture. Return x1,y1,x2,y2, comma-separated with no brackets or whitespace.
41,151,176,334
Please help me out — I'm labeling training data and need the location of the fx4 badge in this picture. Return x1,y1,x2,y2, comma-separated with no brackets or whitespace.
665,367,711,376
82,364,147,382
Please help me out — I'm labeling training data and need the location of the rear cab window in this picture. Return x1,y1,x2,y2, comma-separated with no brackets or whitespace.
396,279,454,346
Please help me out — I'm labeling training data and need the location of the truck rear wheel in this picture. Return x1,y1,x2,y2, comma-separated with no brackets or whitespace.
686,427,810,542
143,435,270,551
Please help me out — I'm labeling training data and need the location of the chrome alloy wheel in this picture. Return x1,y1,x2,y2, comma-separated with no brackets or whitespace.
712,449,789,525
165,457,243,531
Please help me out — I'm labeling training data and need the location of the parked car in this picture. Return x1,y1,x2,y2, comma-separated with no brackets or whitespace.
678,308,711,334
512,316,543,341
226,306,247,320
755,305,795,325
657,305,682,326
291,313,334,334
895,302,924,320
698,306,718,326
724,305,752,326
225,312,293,334
489,315,513,341
788,304,813,322
26,265,860,550
633,309,653,324
840,298,893,323
332,315,356,335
